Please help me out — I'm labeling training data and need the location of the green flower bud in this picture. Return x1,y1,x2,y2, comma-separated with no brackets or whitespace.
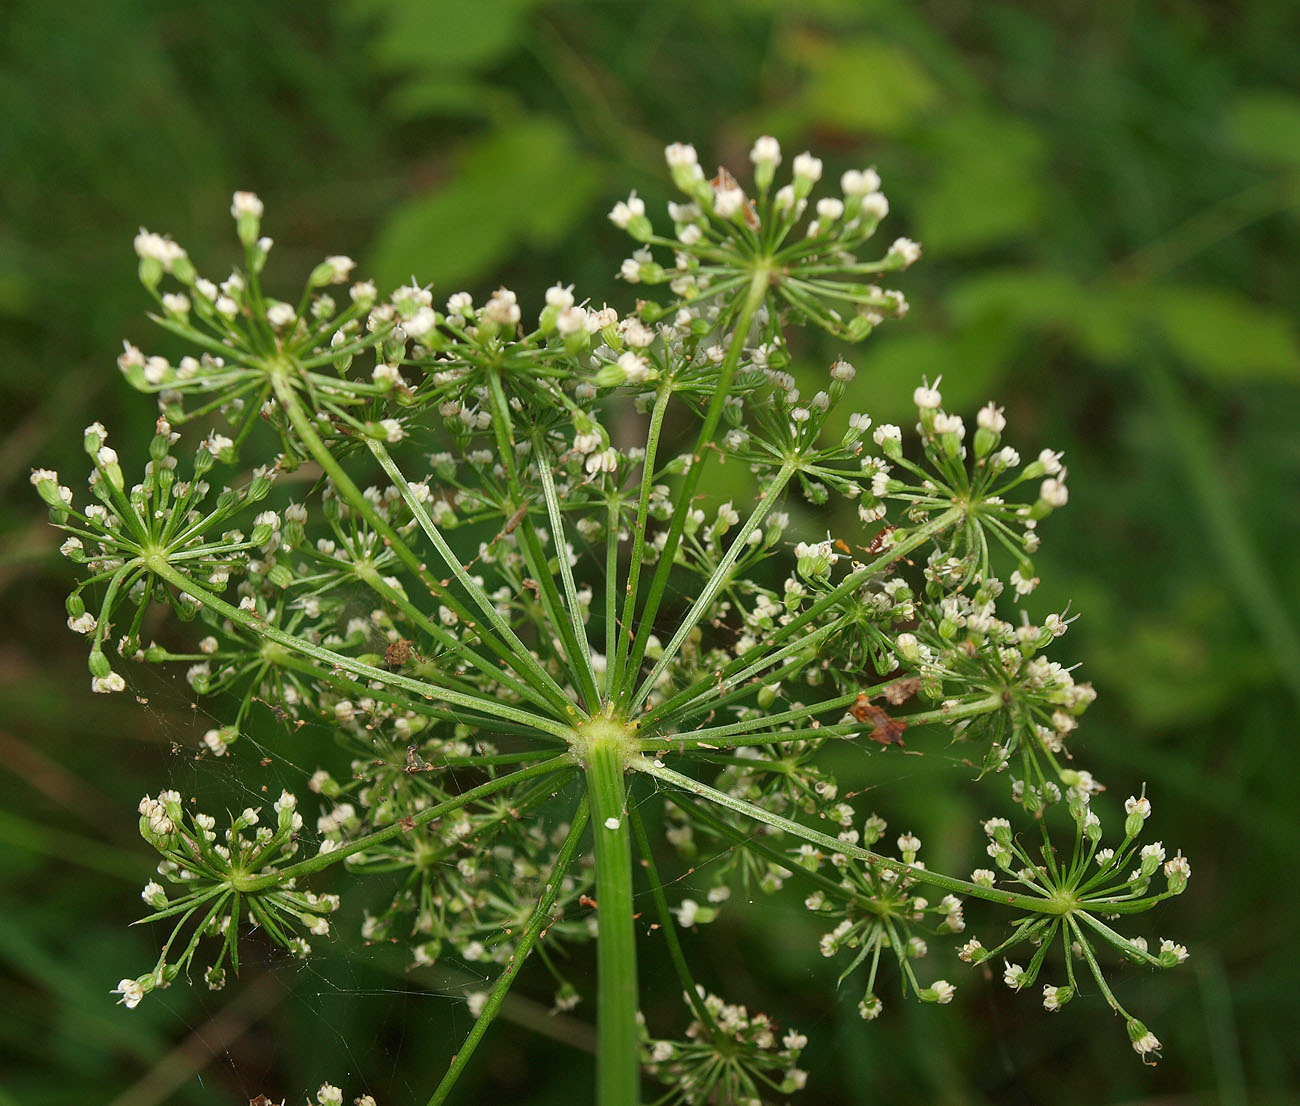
267,564,294,589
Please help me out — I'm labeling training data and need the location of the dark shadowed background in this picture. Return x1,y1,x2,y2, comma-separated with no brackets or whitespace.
2,2,1298,1104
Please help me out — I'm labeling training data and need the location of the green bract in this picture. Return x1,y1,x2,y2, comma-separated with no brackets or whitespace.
39,137,1188,1105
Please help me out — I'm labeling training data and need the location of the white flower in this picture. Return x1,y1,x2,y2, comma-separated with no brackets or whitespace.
841,167,881,195
888,237,922,267
617,350,651,384
67,612,96,634
1010,569,1039,595
750,135,781,166
92,672,126,694
792,152,823,183
1125,795,1152,820
1037,448,1063,475
1159,938,1189,964
1128,1021,1162,1059
266,302,296,328
977,402,1006,432
873,423,902,445
712,186,744,219
112,978,145,1009
933,412,965,437
321,255,355,282
545,283,575,309
860,192,890,220
1040,478,1069,507
816,197,844,221
585,448,618,474
609,192,645,228
858,994,883,1020
484,288,520,327
913,378,943,409
230,191,264,218
403,305,437,338
556,305,588,335
133,230,186,269
664,142,699,169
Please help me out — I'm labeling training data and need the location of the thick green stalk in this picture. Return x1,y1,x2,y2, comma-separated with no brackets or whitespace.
424,797,591,1106
619,267,771,710
583,728,640,1106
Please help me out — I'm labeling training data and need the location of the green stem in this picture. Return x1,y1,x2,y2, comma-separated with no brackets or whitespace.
627,804,717,1032
146,558,575,740
536,446,602,704
244,756,574,890
424,796,591,1106
637,758,1059,914
276,372,576,720
609,380,674,703
641,508,962,728
482,369,602,713
628,461,796,714
366,440,578,719
584,732,640,1106
619,267,771,710
605,497,619,697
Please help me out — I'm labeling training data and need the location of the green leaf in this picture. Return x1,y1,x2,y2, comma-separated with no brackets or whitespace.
350,0,540,73
386,74,517,121
368,118,602,292
1226,91,1300,169
792,37,941,135
914,114,1047,252
857,316,1015,421
1148,285,1300,381
947,269,1083,330
947,268,1143,365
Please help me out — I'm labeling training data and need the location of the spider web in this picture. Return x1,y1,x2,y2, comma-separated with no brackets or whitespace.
107,437,966,1106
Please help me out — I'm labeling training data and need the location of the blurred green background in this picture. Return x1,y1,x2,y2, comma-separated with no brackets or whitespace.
3,1,1299,1103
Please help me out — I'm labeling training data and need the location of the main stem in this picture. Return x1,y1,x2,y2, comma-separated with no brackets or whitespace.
582,726,640,1106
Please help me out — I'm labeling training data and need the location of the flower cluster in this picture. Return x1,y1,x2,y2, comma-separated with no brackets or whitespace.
615,138,916,340
962,789,1189,1064
800,816,962,1019
41,135,1191,1102
641,989,809,1105
115,789,334,1008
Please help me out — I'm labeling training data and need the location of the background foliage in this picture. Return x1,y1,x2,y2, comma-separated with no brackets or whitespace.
3,1,1298,1103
